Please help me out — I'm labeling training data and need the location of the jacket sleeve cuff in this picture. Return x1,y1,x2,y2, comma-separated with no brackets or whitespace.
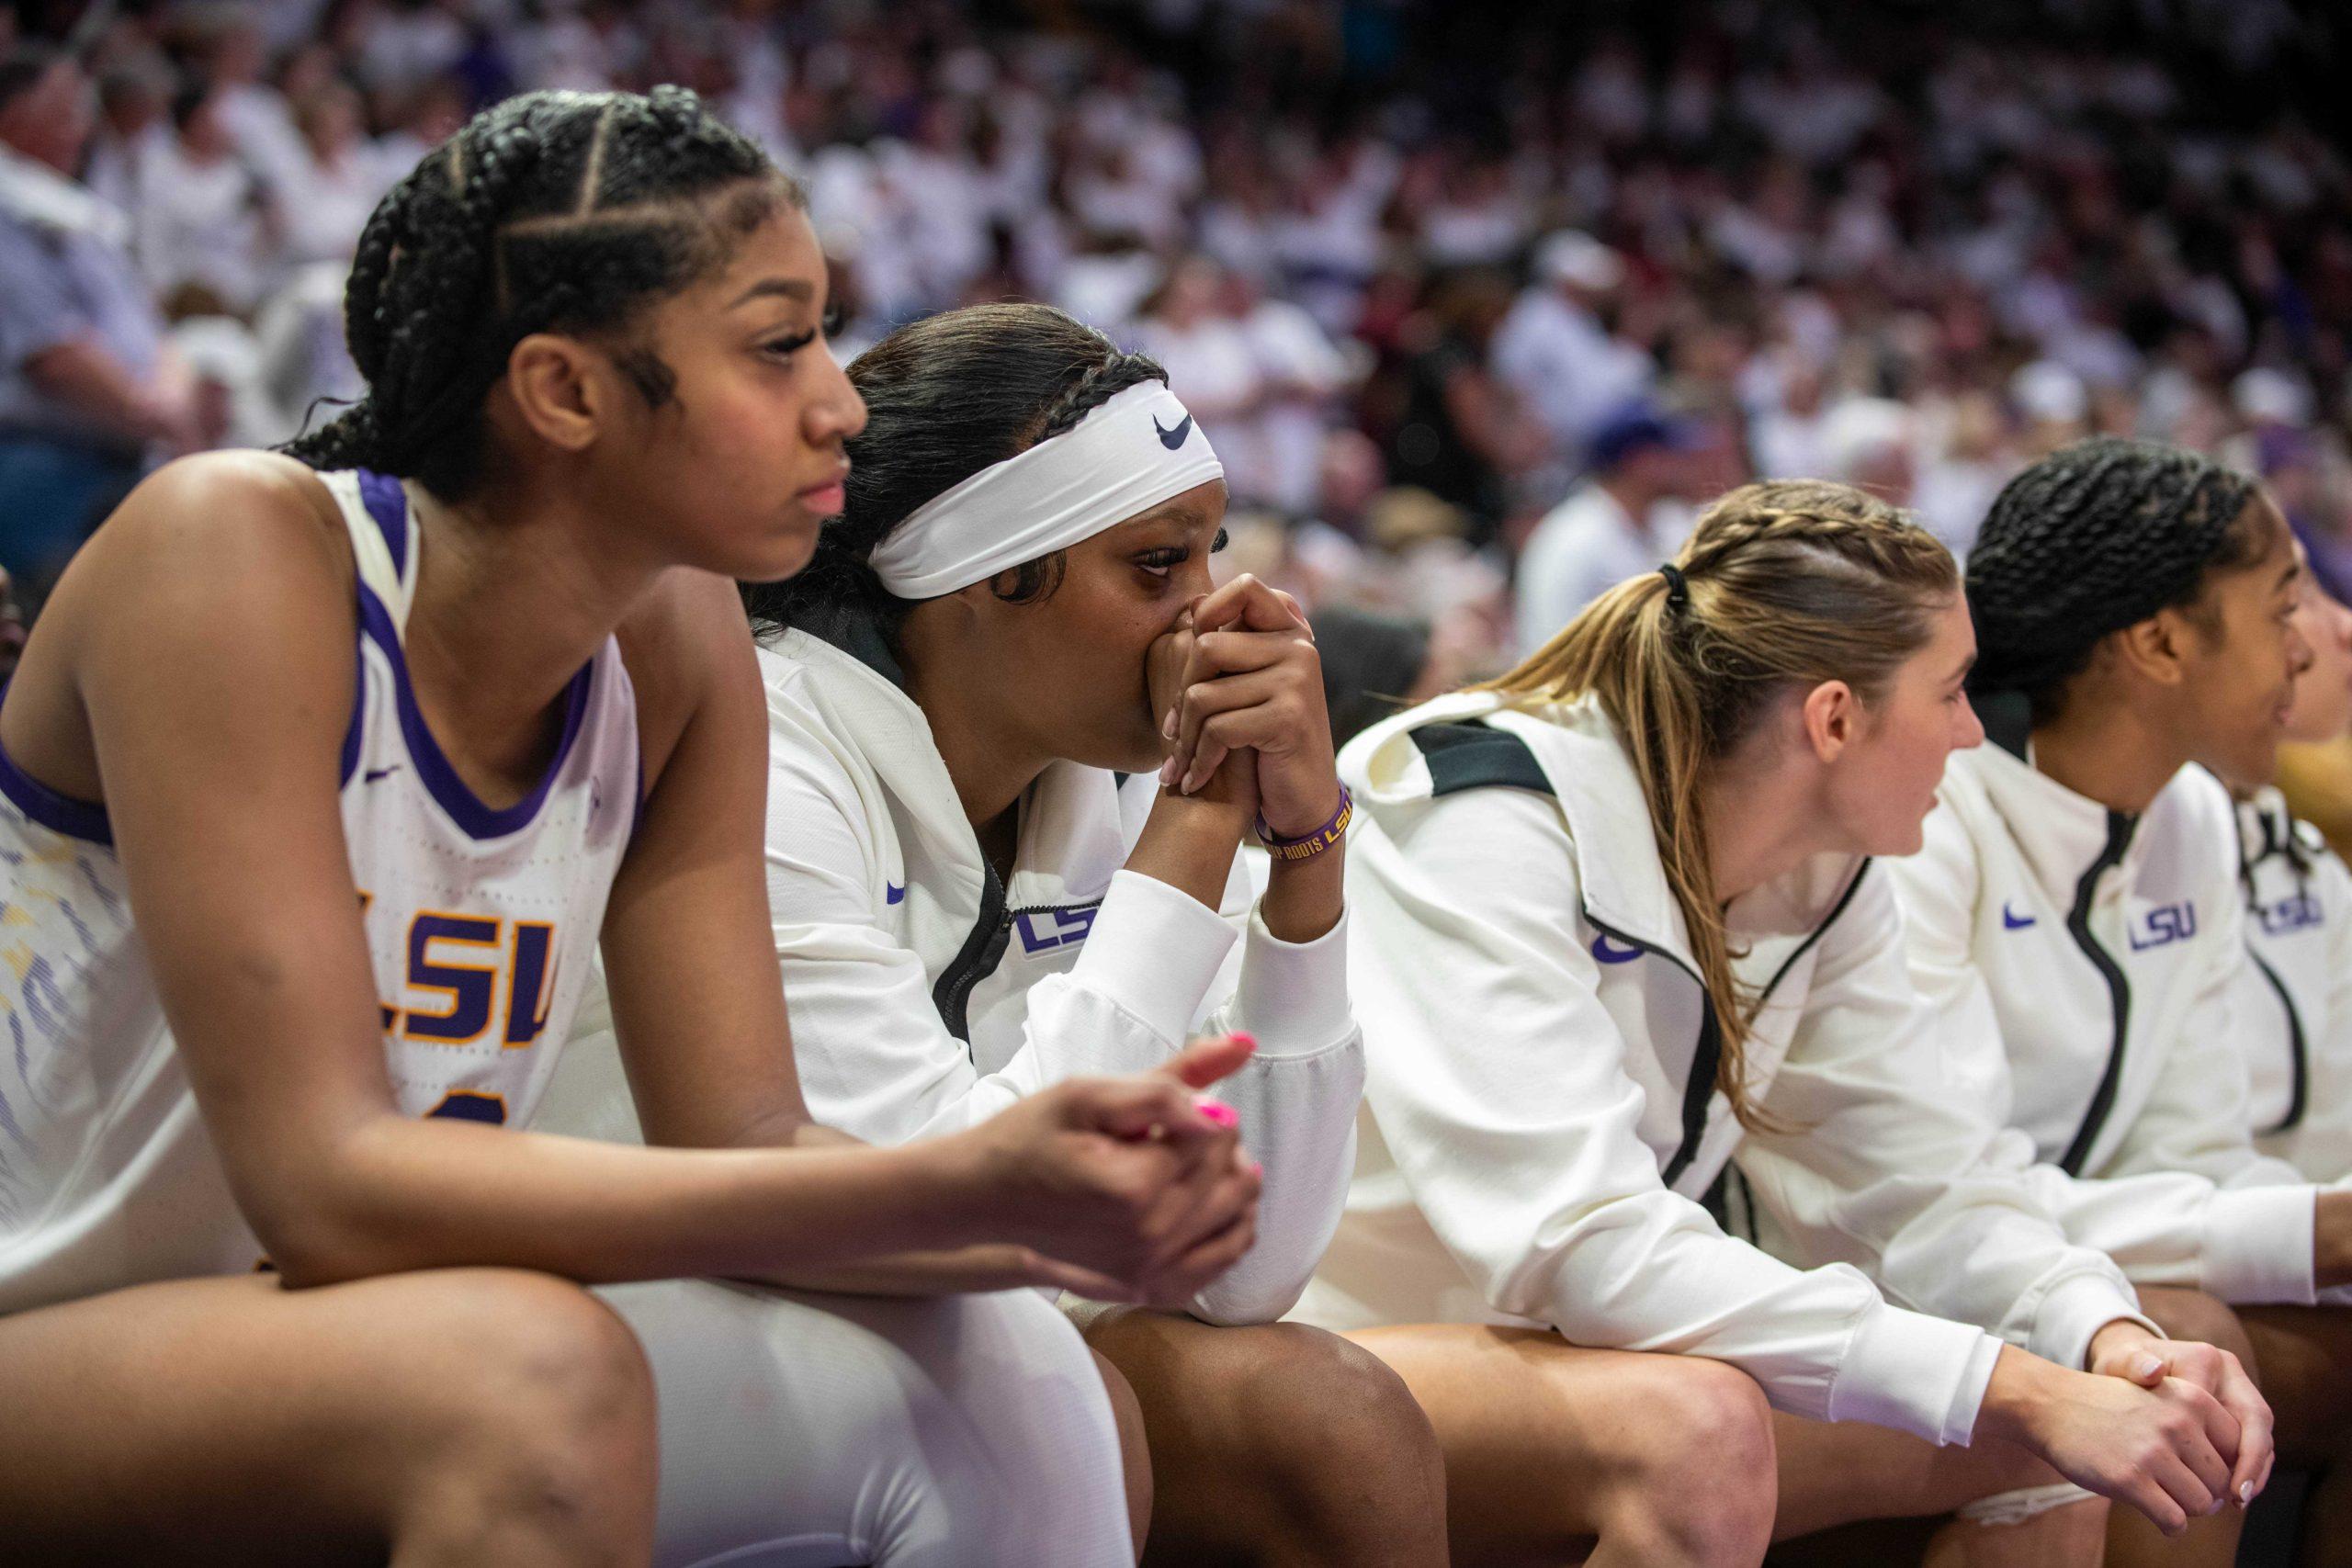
1069,869,1240,1044
2201,1182,2318,1304
1231,905,1357,1058
2033,1273,2158,1371
1830,1302,2003,1447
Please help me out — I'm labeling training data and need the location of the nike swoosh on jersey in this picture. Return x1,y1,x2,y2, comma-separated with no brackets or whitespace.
364,766,401,784
2001,902,2038,930
1590,932,1645,964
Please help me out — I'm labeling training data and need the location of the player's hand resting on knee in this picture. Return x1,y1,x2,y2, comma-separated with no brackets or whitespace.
957,1033,1262,1306
2087,1320,2273,1508
1977,1342,2248,1537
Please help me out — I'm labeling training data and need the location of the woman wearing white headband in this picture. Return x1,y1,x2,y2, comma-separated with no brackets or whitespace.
543,303,1447,1564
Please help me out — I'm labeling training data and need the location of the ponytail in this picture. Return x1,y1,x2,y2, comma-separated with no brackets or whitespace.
1485,479,1958,1128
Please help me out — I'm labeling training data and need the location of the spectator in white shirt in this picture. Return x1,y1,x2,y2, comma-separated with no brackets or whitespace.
1513,401,1701,656
1820,397,1919,510
83,58,172,218
132,78,273,315
1494,231,1655,468
271,80,391,268
1230,267,1353,514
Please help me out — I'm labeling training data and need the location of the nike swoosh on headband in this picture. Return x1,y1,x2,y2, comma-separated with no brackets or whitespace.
866,381,1223,599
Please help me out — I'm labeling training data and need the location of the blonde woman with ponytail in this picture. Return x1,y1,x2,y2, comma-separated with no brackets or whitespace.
1253,481,2276,1563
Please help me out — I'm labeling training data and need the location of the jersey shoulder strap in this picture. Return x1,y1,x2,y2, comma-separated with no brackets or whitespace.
313,468,421,628
1412,719,1554,799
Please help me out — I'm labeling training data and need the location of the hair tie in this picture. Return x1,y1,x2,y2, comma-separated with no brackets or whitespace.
1657,562,1690,610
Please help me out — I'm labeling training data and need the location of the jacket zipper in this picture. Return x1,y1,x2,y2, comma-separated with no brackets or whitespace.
930,872,1109,1047
2056,812,2136,1176
1587,860,1871,1190
2236,807,2312,1134
2249,950,2309,1134
932,862,1011,1044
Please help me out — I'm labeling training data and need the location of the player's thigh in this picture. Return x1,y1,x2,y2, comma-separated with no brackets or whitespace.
598,1278,1135,1568
1769,1408,2074,1541
1344,1323,1773,1557
2237,1303,2352,1467
0,1267,656,1568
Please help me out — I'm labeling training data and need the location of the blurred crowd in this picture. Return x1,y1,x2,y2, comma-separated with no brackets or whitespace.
3,0,2349,718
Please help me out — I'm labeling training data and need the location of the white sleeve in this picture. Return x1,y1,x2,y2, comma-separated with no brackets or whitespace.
2089,874,2319,1298
775,722,1362,1325
1161,850,1363,1325
2289,852,2352,1184
1885,800,2318,1308
1736,865,2150,1374
1353,787,1999,1445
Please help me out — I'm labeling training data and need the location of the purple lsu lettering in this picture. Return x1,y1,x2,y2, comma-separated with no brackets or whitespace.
359,892,560,1046
2256,890,2324,937
1015,905,1100,954
2127,900,2198,953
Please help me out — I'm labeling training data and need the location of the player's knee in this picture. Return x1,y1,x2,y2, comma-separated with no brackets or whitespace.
2139,1287,2260,1382
1601,1356,1777,1564
1093,1349,1155,1553
1227,1325,1446,1539
435,1273,658,1549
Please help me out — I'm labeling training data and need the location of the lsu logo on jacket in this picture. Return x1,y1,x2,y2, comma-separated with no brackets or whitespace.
2128,901,2198,952
2255,889,2324,936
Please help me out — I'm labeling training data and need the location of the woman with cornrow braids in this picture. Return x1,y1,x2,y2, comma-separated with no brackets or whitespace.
1284,478,2281,1563
1888,436,2352,1567
540,299,1450,1566
0,90,1254,1566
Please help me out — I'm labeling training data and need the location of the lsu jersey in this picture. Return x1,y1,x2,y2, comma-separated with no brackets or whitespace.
0,468,639,1313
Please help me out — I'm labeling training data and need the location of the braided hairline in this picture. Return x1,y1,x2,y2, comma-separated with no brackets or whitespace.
1965,439,2262,711
288,87,792,493
1026,351,1169,446
488,195,763,316
1677,487,1954,591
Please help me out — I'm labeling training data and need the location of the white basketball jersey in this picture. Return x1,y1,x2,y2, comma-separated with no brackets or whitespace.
0,468,639,1314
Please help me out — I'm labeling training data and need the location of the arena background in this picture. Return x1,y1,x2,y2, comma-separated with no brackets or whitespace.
0,3,2346,1559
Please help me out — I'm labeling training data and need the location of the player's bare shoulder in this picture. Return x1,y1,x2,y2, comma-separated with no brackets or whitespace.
54,452,353,627
614,568,763,792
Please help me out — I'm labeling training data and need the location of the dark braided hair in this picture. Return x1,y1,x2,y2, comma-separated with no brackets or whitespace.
743,303,1169,636
1965,437,2267,723
284,86,801,500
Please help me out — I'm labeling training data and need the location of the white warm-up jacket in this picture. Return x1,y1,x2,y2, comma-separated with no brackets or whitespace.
2226,784,2352,1182
1291,692,2151,1447
1885,730,2324,1306
543,607,1363,1326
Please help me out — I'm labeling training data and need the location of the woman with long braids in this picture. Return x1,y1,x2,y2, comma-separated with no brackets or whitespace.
544,299,1451,1567
1891,437,2352,1566
1284,479,2278,1565
0,90,1259,1566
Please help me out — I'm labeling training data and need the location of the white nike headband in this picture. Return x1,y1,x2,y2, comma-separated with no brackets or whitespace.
865,379,1225,599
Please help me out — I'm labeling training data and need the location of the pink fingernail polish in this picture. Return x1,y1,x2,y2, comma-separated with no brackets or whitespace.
1227,1032,1257,1050
1199,1100,1238,1129
1249,1160,1264,1178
